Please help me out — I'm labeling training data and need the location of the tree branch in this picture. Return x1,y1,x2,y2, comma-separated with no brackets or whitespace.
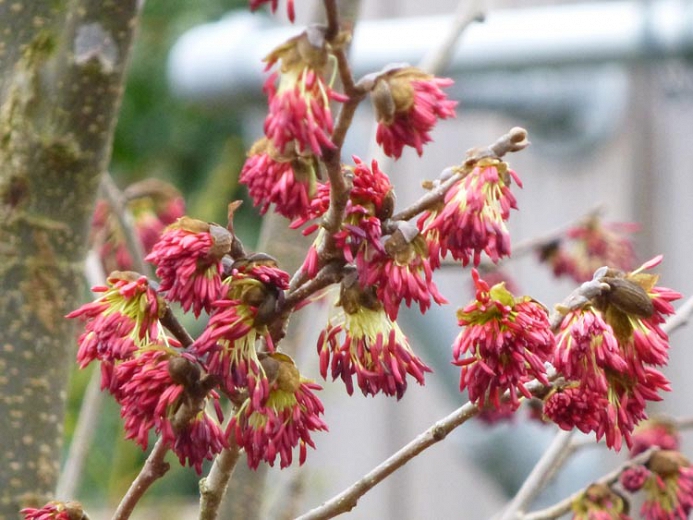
498,430,575,520
160,304,195,349
418,0,486,75
296,378,548,520
389,127,530,224
99,173,152,277
198,441,243,520
521,448,659,520
295,401,478,520
112,438,171,520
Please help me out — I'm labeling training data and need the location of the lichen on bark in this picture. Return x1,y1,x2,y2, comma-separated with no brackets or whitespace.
0,1,143,516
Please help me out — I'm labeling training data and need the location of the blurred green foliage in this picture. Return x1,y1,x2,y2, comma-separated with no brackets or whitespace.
65,0,266,503
112,0,257,236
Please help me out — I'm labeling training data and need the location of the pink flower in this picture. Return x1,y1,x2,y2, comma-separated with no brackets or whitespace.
67,272,162,375
621,465,651,492
113,347,226,473
420,158,522,267
113,347,187,449
125,178,186,254
90,180,185,273
90,199,134,272
192,260,290,407
240,138,318,219
317,293,431,399
545,256,680,451
477,400,517,426
21,502,83,520
145,217,231,317
172,411,228,474
291,157,394,277
229,354,327,469
372,67,457,158
263,33,347,157
453,270,554,410
630,418,680,457
538,218,639,283
571,483,630,520
543,384,606,435
249,0,295,22
193,296,269,406
554,308,626,393
356,226,446,320
641,451,693,520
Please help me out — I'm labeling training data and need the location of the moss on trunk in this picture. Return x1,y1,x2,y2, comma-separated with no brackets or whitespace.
0,1,142,516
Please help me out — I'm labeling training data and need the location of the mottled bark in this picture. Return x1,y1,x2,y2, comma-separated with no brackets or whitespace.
0,1,142,516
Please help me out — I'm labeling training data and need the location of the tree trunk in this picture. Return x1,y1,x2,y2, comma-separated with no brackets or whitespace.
0,1,142,516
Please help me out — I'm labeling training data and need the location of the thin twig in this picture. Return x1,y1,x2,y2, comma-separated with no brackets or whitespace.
662,294,693,335
295,378,548,520
498,430,575,520
100,172,152,277
389,127,530,223
198,441,243,520
56,250,107,498
284,262,344,310
160,305,194,348
56,365,104,499
295,401,478,520
418,0,486,75
322,0,341,42
521,448,659,520
112,438,170,520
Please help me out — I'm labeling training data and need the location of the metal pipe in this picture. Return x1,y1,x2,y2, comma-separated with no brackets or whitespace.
167,1,693,104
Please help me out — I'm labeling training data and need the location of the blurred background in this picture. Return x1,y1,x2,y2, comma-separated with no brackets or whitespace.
67,0,693,518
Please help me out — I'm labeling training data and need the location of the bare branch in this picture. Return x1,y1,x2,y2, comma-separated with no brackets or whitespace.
389,127,530,223
296,378,548,520
160,305,195,349
662,294,693,335
99,173,152,277
198,442,243,520
112,438,170,520
521,448,659,520
295,401,478,520
418,0,486,75
498,430,575,520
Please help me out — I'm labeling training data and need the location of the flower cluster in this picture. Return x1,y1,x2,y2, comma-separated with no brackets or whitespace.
571,483,630,520
453,270,554,411
630,418,681,457
21,502,84,520
620,451,693,520
371,66,457,159
240,138,321,219
356,225,447,320
538,217,639,283
419,158,522,268
544,257,681,450
68,270,228,473
191,258,290,408
318,277,431,399
113,347,227,473
145,217,231,317
90,179,184,273
294,157,444,319
228,353,327,469
240,30,346,219
66,271,162,388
